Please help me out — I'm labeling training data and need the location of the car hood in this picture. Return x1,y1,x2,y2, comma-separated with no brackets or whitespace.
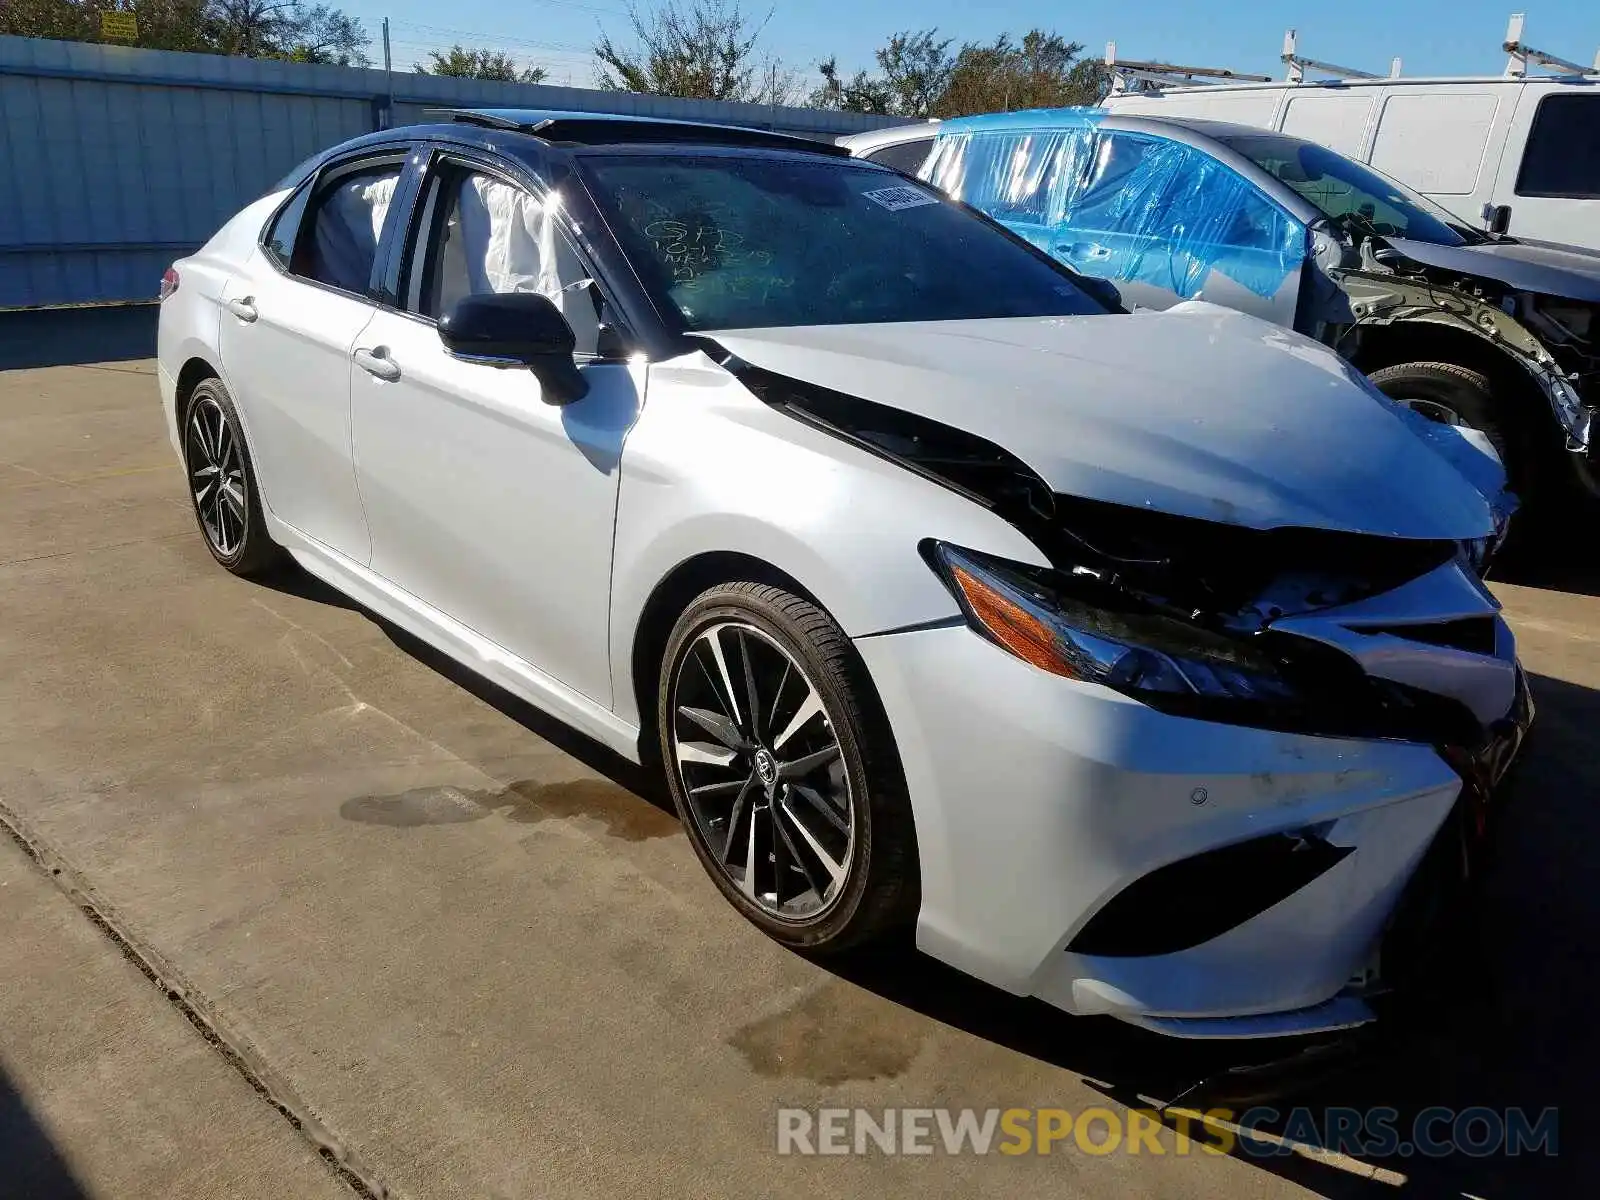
711,303,1496,539
1385,235,1600,303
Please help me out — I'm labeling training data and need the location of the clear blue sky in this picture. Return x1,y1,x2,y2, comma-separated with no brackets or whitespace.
346,0,1600,92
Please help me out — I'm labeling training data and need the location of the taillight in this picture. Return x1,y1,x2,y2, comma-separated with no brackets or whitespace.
159,267,180,301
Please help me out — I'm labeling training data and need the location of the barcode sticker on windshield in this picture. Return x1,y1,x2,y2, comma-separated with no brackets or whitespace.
861,185,938,212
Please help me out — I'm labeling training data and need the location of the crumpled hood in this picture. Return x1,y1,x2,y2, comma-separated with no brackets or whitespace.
1385,235,1600,303
711,303,1496,539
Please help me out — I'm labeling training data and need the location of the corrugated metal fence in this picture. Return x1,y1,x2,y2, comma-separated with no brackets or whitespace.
0,35,900,308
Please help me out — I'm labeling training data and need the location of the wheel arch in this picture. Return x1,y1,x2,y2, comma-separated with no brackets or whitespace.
1346,320,1555,435
173,355,220,429
626,550,825,766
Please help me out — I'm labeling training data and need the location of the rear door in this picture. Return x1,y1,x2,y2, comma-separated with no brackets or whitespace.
1503,90,1600,248
218,147,411,563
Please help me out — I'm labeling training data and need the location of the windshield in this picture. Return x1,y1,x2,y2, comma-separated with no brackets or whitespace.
577,152,1107,331
1211,132,1473,247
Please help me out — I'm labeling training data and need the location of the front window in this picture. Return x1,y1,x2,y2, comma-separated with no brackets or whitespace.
577,152,1107,331
1213,132,1473,246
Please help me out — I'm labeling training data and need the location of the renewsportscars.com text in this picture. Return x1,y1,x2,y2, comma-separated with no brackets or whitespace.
776,1105,1559,1158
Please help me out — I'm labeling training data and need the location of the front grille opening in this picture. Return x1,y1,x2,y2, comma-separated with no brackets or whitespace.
1068,832,1354,958
1355,618,1498,656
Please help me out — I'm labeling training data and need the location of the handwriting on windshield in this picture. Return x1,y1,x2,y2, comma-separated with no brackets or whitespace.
642,213,788,298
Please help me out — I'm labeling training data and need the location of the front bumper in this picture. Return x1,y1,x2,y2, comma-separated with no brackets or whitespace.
856,624,1531,1038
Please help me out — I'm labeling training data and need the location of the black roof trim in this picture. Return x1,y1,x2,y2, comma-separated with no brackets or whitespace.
432,108,850,155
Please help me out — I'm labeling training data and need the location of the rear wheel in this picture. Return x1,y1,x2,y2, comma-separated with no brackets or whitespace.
657,582,917,952
182,378,282,577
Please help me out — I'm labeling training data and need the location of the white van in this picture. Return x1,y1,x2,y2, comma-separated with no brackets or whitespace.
1105,64,1600,249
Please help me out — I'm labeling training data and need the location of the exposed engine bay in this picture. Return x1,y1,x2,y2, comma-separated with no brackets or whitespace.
1317,231,1598,464
728,357,1509,748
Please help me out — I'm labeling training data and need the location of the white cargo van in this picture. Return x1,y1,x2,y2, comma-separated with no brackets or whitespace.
1103,22,1600,249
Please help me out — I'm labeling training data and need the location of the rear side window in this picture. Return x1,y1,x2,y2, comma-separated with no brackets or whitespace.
1516,94,1600,199
303,164,403,293
864,138,934,175
263,157,405,294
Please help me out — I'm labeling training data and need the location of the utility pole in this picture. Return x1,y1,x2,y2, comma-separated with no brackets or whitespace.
381,17,394,129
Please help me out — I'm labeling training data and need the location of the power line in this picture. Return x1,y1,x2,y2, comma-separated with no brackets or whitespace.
389,20,594,55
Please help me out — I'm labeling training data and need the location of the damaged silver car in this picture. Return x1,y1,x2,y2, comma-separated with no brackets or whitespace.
914,110,1599,505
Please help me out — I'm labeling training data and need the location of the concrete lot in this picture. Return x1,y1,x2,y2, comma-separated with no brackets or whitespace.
2,312,1597,1197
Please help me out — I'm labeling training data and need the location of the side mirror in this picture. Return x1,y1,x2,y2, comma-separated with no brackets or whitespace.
438,292,589,405
1483,203,1512,238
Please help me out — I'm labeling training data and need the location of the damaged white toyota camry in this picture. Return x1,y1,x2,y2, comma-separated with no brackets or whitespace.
158,111,1531,1039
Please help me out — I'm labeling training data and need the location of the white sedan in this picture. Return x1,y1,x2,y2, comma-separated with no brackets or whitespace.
157,109,1530,1039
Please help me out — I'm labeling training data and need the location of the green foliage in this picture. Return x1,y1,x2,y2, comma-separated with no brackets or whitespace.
812,27,1108,117
416,44,548,83
0,0,369,66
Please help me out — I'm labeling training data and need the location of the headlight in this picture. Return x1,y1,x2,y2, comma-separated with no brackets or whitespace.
924,542,1300,704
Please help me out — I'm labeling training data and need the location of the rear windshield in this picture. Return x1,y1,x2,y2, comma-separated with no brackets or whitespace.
577,152,1107,332
1212,131,1473,246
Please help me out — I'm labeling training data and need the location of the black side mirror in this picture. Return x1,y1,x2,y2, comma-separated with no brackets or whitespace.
438,292,589,405
1484,204,1512,238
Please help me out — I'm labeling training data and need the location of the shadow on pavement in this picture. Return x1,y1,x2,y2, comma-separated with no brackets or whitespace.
0,306,158,371
260,560,1592,1197
0,1067,89,1200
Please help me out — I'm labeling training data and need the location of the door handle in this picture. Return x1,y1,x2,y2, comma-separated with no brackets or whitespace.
353,346,401,382
225,297,258,322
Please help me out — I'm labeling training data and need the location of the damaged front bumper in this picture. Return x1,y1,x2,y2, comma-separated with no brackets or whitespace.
856,620,1532,1040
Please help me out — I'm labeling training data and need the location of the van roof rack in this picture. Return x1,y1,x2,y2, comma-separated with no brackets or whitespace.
1110,13,1600,94
1104,43,1270,95
1502,12,1600,78
1281,29,1401,83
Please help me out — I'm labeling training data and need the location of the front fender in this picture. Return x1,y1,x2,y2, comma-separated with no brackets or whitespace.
607,351,1046,729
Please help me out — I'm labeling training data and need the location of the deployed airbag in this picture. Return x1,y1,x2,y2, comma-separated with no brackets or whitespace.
310,172,397,293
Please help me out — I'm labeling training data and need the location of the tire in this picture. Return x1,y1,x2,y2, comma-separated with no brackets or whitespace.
657,582,918,953
180,377,283,577
1367,361,1519,483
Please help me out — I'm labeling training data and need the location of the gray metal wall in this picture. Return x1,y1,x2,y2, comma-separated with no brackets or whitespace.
0,35,901,308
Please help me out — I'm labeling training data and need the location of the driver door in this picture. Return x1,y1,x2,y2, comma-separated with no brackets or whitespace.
349,153,644,707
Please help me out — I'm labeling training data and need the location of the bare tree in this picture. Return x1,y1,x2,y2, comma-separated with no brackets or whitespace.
594,1,776,101
277,3,368,65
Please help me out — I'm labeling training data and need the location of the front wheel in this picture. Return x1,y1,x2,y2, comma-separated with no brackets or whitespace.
657,582,917,952
1368,361,1518,482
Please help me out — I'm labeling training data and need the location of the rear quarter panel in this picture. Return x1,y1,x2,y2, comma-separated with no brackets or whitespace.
157,191,287,442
